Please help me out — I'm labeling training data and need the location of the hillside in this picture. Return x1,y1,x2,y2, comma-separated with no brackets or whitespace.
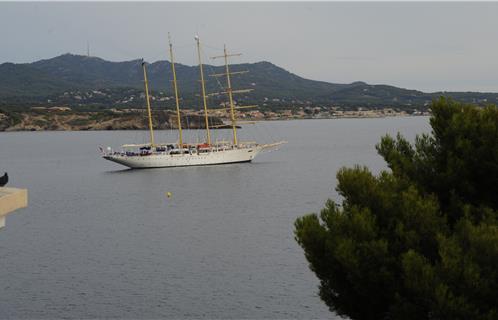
0,109,224,132
1,54,497,110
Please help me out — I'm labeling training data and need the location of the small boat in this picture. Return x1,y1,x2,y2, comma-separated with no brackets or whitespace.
102,34,285,169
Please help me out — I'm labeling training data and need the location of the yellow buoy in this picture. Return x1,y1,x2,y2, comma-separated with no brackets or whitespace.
166,192,172,198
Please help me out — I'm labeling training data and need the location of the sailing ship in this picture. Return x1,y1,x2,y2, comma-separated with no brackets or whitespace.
102,35,285,169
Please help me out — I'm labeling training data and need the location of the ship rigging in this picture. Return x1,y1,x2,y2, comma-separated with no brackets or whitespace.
102,35,286,169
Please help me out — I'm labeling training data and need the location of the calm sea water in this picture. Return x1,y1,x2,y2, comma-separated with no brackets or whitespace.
0,117,430,319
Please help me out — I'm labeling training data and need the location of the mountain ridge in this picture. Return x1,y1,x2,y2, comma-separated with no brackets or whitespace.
1,53,497,109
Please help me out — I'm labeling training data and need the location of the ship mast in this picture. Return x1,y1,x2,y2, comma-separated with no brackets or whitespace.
195,35,211,145
142,61,155,147
223,45,239,145
211,45,249,146
168,33,183,147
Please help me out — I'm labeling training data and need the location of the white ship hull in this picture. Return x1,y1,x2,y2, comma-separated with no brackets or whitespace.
103,146,263,169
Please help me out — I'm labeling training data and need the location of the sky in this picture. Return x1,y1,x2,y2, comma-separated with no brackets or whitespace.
1,2,498,93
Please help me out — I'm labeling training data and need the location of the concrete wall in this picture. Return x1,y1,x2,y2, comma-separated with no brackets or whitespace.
0,187,28,228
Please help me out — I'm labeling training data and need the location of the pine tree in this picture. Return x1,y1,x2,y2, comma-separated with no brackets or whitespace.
295,98,498,320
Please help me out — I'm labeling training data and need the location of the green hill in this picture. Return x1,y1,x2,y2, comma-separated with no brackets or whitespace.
1,54,497,109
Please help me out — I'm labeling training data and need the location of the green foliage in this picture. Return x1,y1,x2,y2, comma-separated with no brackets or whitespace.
67,118,90,126
0,110,24,126
377,98,498,224
295,98,498,319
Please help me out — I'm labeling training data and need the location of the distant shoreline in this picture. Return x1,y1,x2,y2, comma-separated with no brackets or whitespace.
0,111,429,132
254,114,429,121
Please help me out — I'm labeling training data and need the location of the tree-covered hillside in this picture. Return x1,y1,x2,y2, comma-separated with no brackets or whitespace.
1,54,498,110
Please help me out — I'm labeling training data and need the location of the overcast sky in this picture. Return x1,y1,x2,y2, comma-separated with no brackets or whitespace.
1,2,498,92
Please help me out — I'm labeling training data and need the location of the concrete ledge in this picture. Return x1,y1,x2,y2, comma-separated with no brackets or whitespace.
0,187,28,228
